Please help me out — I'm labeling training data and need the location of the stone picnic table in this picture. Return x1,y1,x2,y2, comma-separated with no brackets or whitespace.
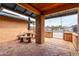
17,32,33,43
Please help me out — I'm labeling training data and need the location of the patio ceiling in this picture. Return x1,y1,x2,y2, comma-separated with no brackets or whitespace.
17,3,78,19
0,3,78,19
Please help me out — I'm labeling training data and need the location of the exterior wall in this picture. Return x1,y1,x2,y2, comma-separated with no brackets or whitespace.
0,16,28,43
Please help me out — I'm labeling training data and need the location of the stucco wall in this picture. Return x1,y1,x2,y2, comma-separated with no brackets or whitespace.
0,16,28,43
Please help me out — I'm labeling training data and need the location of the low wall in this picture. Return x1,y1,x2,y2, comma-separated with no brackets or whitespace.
45,32,53,38
63,32,72,42
72,33,78,51
63,32,78,52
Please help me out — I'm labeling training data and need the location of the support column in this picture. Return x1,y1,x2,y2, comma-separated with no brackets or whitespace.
35,15,45,44
77,4,79,53
28,17,31,30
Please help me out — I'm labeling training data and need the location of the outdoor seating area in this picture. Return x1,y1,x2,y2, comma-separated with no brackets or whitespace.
0,3,79,56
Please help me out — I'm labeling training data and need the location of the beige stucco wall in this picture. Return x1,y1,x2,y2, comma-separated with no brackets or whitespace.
0,16,28,43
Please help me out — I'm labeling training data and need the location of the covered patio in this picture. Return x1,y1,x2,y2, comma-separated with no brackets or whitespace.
0,3,79,56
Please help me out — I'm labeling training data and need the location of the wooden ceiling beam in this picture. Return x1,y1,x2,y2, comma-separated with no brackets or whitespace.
17,3,41,15
41,3,65,11
44,4,78,16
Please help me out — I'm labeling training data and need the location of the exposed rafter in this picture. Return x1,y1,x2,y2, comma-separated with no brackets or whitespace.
17,3,41,15
1,3,36,18
13,4,17,10
22,9,26,14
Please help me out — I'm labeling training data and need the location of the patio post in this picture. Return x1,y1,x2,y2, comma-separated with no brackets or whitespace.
35,15,45,44
77,4,79,53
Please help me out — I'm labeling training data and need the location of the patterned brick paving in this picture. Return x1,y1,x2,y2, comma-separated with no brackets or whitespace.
0,38,78,56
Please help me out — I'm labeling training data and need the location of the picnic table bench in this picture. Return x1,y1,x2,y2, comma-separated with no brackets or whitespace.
17,32,33,43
